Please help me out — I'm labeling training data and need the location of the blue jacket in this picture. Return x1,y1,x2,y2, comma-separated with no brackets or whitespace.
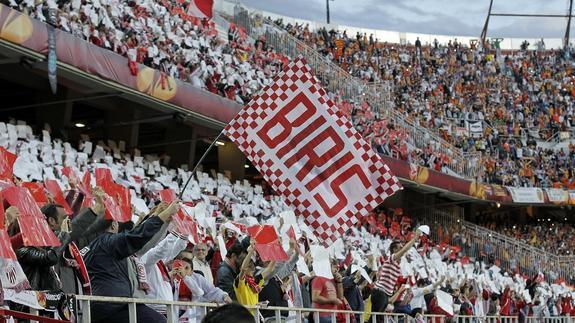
85,217,164,321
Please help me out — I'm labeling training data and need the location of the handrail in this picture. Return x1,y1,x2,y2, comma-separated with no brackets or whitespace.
74,294,398,323
70,295,575,323
226,3,483,179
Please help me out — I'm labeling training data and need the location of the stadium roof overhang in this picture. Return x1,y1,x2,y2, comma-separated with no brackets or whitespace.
0,39,228,130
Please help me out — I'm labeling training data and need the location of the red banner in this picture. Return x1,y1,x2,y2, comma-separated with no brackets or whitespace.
225,58,401,243
44,179,73,215
159,189,196,238
0,146,16,181
94,168,130,222
21,182,48,205
3,186,60,247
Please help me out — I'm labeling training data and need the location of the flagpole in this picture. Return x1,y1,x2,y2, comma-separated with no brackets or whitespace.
178,130,224,199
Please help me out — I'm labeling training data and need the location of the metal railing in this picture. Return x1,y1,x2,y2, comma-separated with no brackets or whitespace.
74,295,402,323
412,206,575,282
69,295,575,323
226,3,483,179
460,222,575,281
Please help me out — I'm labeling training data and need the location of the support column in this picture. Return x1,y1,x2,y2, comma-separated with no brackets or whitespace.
480,0,494,45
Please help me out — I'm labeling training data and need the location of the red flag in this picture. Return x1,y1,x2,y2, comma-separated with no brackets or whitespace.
224,58,401,243
69,242,91,294
186,0,213,18
81,171,94,209
21,182,48,204
62,167,92,199
100,192,125,222
3,186,60,247
44,179,73,215
246,225,288,261
246,225,278,244
94,168,130,222
95,168,114,191
255,243,288,262
0,192,30,290
0,147,16,181
159,189,196,236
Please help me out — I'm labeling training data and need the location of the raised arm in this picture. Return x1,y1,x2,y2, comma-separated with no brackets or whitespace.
389,285,407,304
261,260,277,282
108,202,179,259
239,239,256,279
139,231,187,268
393,229,422,262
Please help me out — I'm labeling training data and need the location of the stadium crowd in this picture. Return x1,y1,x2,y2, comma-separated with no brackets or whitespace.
5,0,575,187
3,0,289,104
473,215,575,256
273,20,575,188
0,4,574,320
0,121,573,323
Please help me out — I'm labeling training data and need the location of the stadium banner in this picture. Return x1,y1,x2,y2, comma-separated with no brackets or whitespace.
225,58,401,242
506,187,544,204
545,188,569,203
0,4,241,124
466,121,483,138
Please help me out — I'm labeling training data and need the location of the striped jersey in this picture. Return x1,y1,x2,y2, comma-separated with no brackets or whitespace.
374,255,401,295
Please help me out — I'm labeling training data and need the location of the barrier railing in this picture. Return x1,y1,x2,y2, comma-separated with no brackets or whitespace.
461,222,575,282
62,295,575,323
73,295,402,323
65,295,573,323
227,3,483,179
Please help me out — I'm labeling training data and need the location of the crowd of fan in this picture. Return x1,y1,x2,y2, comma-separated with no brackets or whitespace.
273,20,575,188
5,0,575,187
3,0,291,104
0,120,574,323
473,214,575,256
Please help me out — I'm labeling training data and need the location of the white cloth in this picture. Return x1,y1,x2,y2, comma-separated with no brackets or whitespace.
140,233,188,317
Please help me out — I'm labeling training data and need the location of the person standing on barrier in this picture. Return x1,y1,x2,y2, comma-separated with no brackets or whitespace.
84,201,180,323
372,229,422,322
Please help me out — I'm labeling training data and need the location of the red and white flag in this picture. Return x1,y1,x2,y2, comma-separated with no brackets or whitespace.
186,0,213,18
224,58,401,243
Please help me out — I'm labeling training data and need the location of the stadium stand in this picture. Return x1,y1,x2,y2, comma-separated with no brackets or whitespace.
0,0,573,322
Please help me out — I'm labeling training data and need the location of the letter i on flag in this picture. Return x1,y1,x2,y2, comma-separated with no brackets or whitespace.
224,58,402,243
186,0,213,18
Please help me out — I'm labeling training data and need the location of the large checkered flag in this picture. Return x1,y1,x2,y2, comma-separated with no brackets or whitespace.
224,58,401,243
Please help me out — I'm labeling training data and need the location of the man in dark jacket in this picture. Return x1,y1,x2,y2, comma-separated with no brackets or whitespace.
16,202,70,291
343,270,365,323
85,201,179,323
216,242,247,301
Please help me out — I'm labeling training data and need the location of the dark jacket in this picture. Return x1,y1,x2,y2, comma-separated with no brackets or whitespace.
216,260,237,300
259,276,288,318
343,276,364,323
85,216,164,321
16,246,61,291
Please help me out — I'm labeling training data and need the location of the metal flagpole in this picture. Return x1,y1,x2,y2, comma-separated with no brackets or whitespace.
178,130,225,199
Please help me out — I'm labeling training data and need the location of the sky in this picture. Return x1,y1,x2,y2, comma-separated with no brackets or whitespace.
238,0,575,39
